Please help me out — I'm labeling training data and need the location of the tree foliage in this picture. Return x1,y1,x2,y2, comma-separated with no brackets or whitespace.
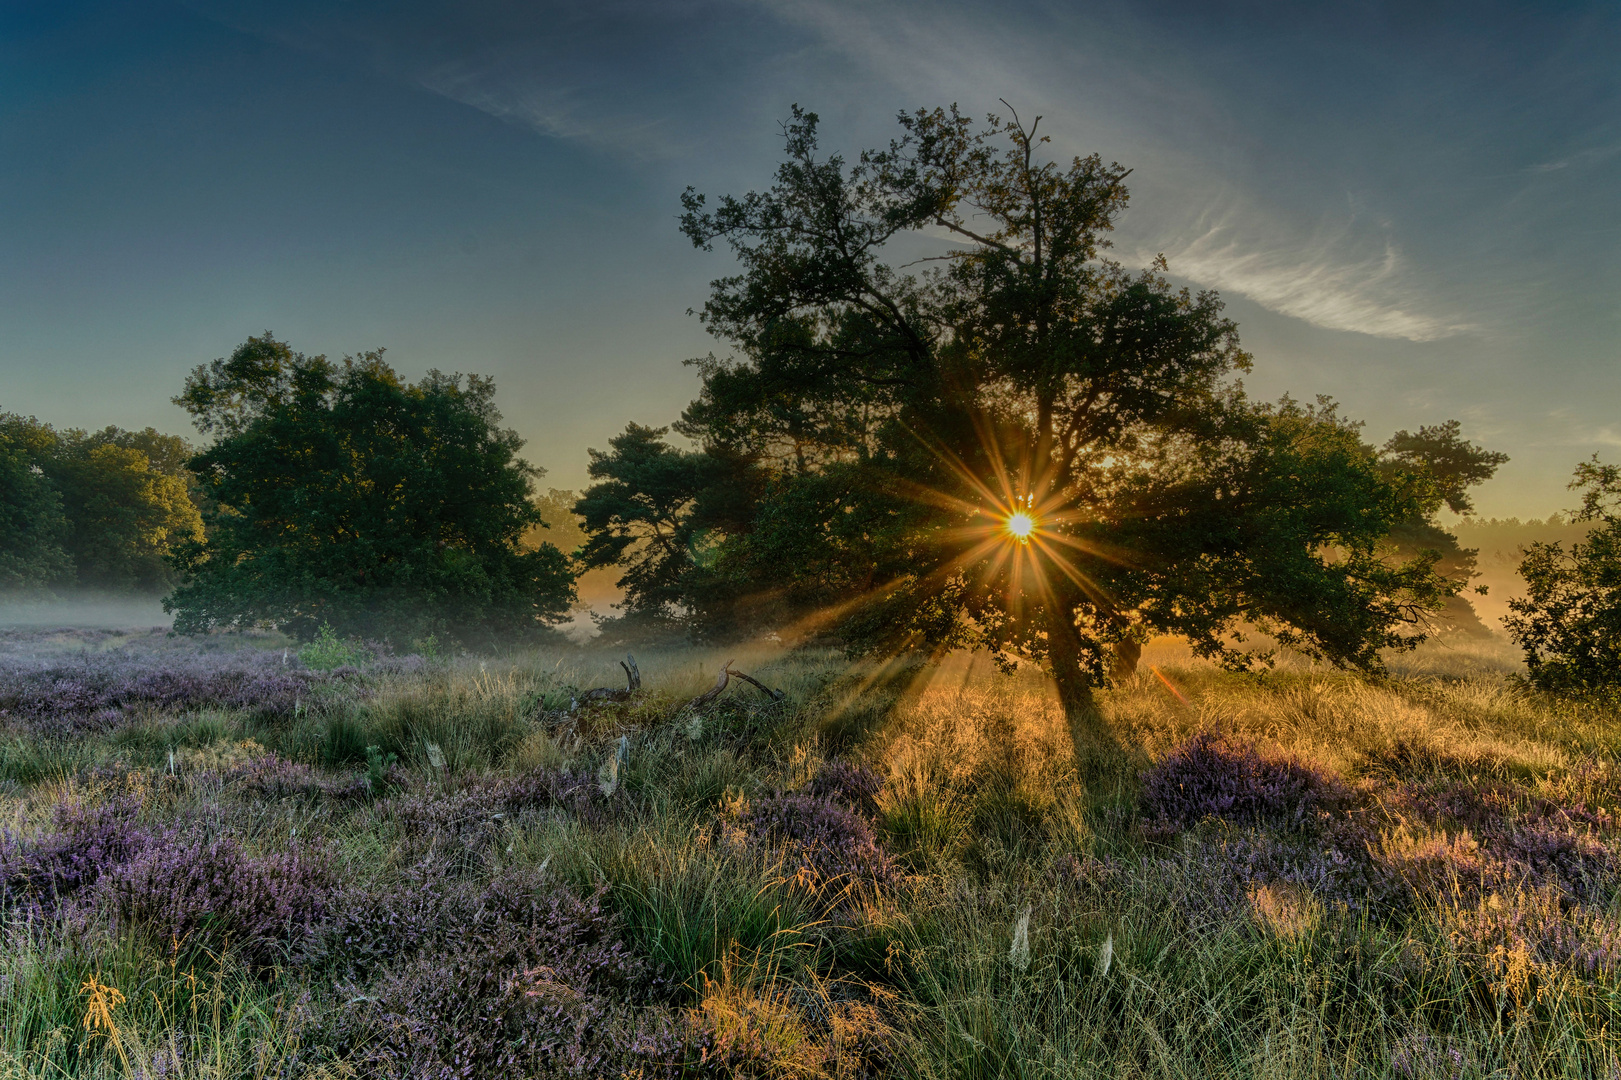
573,424,715,628
662,105,1462,724
0,445,72,591
1504,457,1621,692
527,488,591,556
165,333,574,644
0,415,202,592
1376,420,1510,636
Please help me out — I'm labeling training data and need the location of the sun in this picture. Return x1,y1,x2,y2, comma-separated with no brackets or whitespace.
1006,511,1035,541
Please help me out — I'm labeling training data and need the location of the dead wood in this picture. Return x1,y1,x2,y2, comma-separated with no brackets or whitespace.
578,654,642,704
680,660,784,712
573,653,783,713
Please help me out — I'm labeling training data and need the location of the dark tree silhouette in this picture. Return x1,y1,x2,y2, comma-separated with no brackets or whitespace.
671,105,1457,736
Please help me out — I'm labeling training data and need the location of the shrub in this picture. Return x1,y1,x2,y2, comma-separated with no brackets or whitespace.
220,754,369,802
0,796,156,917
1140,732,1352,834
1165,827,1393,917
1391,775,1618,900
319,867,660,1078
1449,885,1621,980
296,623,370,671
385,768,609,850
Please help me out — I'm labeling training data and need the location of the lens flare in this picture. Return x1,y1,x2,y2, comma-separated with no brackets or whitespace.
1006,511,1035,540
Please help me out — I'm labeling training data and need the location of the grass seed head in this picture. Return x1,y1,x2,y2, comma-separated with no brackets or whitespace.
1010,905,1032,972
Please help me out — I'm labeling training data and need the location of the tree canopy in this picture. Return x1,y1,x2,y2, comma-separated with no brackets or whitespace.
1376,421,1509,636
1505,457,1621,692
165,333,574,645
573,422,745,632
0,444,71,591
0,414,202,592
650,105,1465,729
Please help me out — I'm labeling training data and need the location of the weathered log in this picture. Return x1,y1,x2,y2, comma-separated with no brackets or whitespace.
576,654,783,713
683,660,734,711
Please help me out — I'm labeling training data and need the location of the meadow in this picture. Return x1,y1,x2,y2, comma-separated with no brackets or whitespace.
2,626,1619,1078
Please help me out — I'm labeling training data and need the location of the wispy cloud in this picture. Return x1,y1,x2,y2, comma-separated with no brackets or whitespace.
756,0,1474,344
417,58,679,157
1147,206,1471,342
186,1,697,159
1529,143,1621,173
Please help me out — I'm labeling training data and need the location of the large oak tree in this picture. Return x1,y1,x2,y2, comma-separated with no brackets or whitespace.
674,106,1459,734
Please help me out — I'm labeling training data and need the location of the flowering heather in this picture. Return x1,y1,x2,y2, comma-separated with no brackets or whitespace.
384,768,609,848
0,796,157,916
747,792,897,892
1140,732,1354,834
1391,775,1618,899
101,834,333,967
1389,1032,1478,1080
219,754,370,802
1449,885,1621,980
806,758,884,816
0,645,346,735
1155,827,1391,917
320,867,659,1078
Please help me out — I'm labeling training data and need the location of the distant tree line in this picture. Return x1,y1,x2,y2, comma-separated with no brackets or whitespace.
2,335,581,650
0,415,202,593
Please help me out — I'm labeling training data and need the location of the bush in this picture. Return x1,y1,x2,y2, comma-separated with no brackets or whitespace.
296,623,369,671
1505,457,1621,691
806,758,884,816
319,866,660,1078
220,753,369,801
384,768,609,849
0,796,156,916
1391,774,1617,901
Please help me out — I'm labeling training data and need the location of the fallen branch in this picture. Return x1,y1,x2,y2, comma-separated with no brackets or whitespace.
680,660,784,712
726,668,786,702
578,654,642,704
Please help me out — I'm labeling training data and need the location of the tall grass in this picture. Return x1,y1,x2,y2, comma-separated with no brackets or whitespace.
3,633,1619,1076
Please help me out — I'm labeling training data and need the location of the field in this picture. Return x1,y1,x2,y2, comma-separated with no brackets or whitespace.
3,627,1620,1078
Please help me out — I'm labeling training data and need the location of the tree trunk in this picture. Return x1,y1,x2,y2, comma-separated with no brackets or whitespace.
1047,600,1111,754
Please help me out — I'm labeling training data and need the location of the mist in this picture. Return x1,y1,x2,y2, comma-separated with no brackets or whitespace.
0,591,173,631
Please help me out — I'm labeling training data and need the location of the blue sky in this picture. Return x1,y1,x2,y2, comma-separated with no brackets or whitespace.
2,0,1616,517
